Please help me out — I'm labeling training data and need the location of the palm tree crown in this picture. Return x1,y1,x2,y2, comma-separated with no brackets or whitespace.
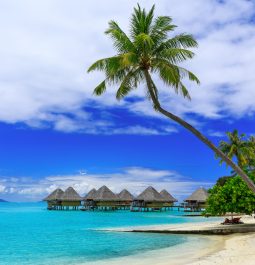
88,4,199,103
219,130,255,168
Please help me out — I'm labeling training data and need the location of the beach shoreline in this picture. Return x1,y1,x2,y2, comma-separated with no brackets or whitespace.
86,216,255,265
83,234,225,265
105,215,255,235
85,233,255,265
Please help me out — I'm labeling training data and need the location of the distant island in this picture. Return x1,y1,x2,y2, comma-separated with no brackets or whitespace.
0,199,8,202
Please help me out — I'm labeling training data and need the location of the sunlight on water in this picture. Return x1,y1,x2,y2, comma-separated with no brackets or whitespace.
0,202,211,265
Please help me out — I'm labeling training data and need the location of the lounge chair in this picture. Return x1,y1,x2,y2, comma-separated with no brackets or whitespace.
221,217,243,225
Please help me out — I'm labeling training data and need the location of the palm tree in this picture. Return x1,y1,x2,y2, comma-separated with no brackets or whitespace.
87,5,255,192
218,130,255,168
247,136,255,174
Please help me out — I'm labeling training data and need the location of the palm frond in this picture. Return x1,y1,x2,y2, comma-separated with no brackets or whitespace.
150,16,176,47
152,59,179,86
87,58,108,73
106,68,129,85
186,69,200,84
88,56,132,76
145,4,155,33
105,20,136,53
156,48,195,64
152,58,200,84
88,56,121,73
135,33,154,50
121,52,139,67
130,4,143,39
93,80,106,96
130,4,155,40
179,83,191,100
154,33,198,54
116,68,142,99
168,64,200,85
151,59,199,99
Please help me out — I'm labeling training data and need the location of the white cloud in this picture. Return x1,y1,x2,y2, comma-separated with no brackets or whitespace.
111,125,178,135
0,185,6,193
207,130,226,138
0,0,254,133
0,167,213,202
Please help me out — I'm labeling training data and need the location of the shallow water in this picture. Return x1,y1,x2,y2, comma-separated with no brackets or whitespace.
0,202,212,265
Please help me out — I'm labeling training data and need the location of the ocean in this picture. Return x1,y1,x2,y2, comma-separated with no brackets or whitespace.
0,202,212,265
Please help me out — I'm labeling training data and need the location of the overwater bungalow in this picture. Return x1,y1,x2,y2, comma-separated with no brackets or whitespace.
60,187,82,210
43,188,64,210
82,188,97,210
93,185,119,211
184,187,209,212
131,186,165,211
84,188,97,200
160,189,178,210
117,189,134,209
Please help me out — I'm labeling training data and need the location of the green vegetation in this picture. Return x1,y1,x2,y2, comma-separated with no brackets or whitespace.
206,131,255,217
87,4,255,192
205,174,255,217
217,129,255,168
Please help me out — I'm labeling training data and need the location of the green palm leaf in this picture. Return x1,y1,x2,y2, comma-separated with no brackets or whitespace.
93,80,106,96
116,68,141,99
105,20,136,53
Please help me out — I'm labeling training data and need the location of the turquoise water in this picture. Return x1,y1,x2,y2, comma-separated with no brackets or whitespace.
0,202,210,265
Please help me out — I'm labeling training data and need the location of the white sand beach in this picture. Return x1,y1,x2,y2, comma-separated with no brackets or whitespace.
111,215,255,233
190,233,255,265
86,216,255,265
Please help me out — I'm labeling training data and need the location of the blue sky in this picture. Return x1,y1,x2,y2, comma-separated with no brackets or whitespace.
0,0,255,201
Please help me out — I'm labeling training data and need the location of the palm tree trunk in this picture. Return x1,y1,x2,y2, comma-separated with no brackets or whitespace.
143,69,255,193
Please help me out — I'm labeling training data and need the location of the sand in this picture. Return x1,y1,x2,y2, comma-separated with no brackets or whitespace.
86,215,255,265
190,233,255,265
111,215,255,233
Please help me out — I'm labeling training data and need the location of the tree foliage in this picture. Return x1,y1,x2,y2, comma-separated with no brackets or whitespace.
207,133,255,216
217,130,255,168
246,136,255,174
205,173,255,216
216,176,233,186
88,4,199,102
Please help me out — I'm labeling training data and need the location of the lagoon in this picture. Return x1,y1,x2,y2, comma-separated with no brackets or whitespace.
0,202,214,265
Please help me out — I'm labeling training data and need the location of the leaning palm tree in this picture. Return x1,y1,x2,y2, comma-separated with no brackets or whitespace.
218,130,255,168
87,5,255,192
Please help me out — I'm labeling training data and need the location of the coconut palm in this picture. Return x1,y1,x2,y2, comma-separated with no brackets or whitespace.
249,136,255,155
87,5,255,192
218,130,255,168
247,136,255,174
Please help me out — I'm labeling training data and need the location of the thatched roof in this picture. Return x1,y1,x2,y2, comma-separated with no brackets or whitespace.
43,188,64,201
84,188,97,200
160,189,178,202
93,185,119,201
185,187,208,202
117,189,134,201
135,186,165,202
61,187,82,201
